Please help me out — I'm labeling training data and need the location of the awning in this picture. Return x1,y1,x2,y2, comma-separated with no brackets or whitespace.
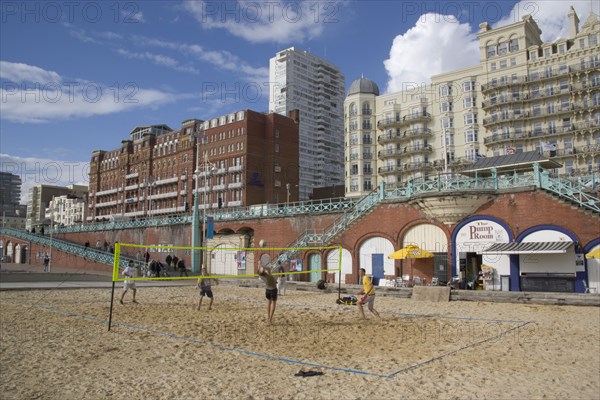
480,241,574,255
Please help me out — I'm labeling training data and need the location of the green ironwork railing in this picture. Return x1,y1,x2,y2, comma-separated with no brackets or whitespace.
0,227,134,268
42,166,600,241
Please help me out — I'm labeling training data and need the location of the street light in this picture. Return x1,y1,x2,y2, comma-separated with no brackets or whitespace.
48,195,55,273
146,176,155,218
191,137,216,273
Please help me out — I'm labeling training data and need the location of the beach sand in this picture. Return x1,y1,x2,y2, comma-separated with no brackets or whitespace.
1,284,599,399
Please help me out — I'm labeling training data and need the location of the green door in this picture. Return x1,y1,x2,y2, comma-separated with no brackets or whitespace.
309,254,321,282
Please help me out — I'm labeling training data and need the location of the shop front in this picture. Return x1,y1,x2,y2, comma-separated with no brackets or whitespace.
452,216,513,291
480,227,583,293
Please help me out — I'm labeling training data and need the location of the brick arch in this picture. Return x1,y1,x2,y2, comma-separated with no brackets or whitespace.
395,219,451,249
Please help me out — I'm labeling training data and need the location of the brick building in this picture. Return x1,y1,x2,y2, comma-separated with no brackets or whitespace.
87,110,299,222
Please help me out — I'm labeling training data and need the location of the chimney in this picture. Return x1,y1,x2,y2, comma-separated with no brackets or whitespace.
568,6,579,37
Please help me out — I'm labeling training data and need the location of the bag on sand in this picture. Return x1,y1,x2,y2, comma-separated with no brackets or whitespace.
335,296,357,306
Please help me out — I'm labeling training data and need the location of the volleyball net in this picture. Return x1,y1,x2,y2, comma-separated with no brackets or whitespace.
112,242,343,282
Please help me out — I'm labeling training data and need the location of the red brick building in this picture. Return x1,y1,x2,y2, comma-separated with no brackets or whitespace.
87,110,299,221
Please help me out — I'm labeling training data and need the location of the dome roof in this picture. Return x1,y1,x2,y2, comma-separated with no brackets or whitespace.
348,77,380,96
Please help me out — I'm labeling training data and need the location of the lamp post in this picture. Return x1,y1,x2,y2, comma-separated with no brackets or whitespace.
191,136,216,273
146,176,155,218
48,195,55,273
191,136,201,274
201,156,216,273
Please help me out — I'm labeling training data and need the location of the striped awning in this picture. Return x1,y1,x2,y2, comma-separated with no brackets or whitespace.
480,241,574,255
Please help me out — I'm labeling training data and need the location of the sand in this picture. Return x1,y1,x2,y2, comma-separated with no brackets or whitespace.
0,284,599,400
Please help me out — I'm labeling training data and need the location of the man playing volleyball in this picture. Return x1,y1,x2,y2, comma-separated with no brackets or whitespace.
120,260,138,305
258,265,278,325
197,267,217,311
357,268,381,320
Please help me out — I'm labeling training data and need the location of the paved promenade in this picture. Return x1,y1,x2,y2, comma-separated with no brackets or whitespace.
0,262,190,290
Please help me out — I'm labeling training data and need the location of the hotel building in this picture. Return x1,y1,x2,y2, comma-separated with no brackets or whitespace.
87,110,299,221
345,8,600,197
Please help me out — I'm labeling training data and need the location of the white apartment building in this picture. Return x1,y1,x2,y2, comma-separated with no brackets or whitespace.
345,8,600,197
269,47,345,200
26,184,88,230
46,195,86,227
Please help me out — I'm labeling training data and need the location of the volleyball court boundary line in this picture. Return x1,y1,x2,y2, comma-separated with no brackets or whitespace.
34,303,533,379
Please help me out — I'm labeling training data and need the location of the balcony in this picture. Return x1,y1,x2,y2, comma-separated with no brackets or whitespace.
125,172,139,179
377,130,402,144
155,176,179,186
403,144,433,155
213,184,227,191
228,165,243,173
148,191,178,200
403,127,432,139
228,182,244,189
377,118,402,129
378,148,403,159
402,161,435,172
96,188,118,196
378,165,400,175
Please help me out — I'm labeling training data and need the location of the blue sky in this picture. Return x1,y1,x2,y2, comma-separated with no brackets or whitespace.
1,0,597,202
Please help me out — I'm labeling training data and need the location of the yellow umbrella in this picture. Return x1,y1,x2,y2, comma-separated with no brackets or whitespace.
388,245,434,283
388,244,434,259
586,248,600,259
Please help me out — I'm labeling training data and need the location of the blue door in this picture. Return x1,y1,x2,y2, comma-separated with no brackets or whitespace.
372,253,384,286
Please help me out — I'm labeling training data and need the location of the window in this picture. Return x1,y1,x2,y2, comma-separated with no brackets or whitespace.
547,102,555,114
530,50,537,60
548,121,557,134
510,38,519,51
463,81,476,92
491,62,497,71
533,122,542,135
558,44,566,54
533,103,541,116
439,84,452,97
544,47,551,58
441,117,453,129
510,57,517,66
499,59,507,69
560,80,569,91
487,44,496,57
465,129,478,143
590,33,599,46
561,98,570,110
463,113,477,125
440,102,452,112
498,42,508,55
463,97,475,108
580,38,585,49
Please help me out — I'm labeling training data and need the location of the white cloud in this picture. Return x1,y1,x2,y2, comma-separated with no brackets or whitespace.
116,49,200,74
383,2,599,94
123,9,146,23
496,0,597,42
384,14,479,93
0,61,192,123
0,153,90,204
0,61,61,84
132,36,268,82
183,0,338,44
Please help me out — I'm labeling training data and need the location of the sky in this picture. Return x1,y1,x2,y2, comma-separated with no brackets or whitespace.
1,0,598,203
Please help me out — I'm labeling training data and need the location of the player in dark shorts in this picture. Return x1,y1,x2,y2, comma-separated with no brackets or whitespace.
258,266,278,324
197,268,217,310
